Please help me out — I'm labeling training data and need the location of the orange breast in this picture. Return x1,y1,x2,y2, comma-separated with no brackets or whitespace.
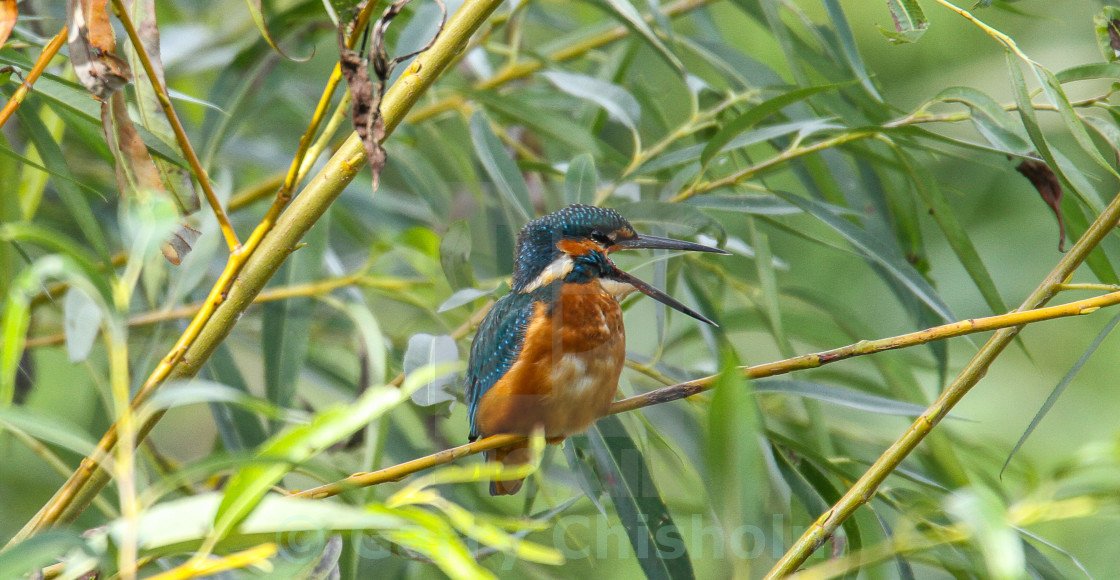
475,281,626,438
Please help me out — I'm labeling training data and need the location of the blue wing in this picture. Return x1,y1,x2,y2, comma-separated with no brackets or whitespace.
465,291,537,440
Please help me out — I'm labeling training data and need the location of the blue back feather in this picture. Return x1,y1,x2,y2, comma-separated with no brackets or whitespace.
465,290,537,439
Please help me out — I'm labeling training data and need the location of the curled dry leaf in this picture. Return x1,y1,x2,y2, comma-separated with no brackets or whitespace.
0,0,16,49
67,0,132,99
337,0,445,192
161,223,202,265
1015,158,1066,251
102,92,198,264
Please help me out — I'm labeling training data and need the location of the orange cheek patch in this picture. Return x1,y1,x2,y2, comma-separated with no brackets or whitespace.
557,238,601,256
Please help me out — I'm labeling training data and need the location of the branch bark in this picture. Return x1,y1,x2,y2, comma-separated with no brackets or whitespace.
6,0,507,546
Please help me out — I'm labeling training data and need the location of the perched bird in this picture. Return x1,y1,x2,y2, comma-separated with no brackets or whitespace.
464,204,729,495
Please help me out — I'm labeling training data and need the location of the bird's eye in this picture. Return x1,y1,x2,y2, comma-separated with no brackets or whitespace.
590,230,613,246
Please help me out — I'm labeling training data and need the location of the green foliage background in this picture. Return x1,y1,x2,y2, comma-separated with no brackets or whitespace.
3,0,1120,578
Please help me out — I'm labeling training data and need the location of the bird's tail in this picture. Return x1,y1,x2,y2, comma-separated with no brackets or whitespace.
486,443,530,496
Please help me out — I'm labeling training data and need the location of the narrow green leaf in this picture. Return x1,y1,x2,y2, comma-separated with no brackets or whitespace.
894,148,1008,315
946,488,1024,580
1054,62,1120,83
472,90,603,156
771,191,955,322
206,343,269,451
262,219,327,418
707,353,769,564
565,153,597,205
213,382,419,542
0,406,99,456
0,223,111,302
469,112,532,222
1007,54,1110,236
12,105,111,263
63,285,102,363
575,415,695,580
541,71,642,134
142,380,294,421
686,193,855,216
0,531,90,579
242,0,312,61
928,86,1031,155
639,118,840,175
592,0,684,74
440,221,475,290
1033,64,1119,179
700,84,847,167
756,380,951,417
878,0,929,44
404,333,459,408
822,0,882,100
1002,311,1120,475
438,285,498,312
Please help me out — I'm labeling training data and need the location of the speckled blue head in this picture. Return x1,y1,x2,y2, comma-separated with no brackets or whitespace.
510,204,635,292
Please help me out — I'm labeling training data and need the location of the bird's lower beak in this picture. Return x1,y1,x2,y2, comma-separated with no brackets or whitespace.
612,234,731,255
608,268,718,327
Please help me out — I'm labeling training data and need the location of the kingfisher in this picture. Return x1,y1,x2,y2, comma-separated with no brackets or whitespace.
464,204,729,495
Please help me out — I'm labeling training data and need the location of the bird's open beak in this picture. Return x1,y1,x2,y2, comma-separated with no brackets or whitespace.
608,234,729,327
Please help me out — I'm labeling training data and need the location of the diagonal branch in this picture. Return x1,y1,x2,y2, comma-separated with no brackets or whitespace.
0,27,67,131
110,0,240,252
292,287,1120,500
6,0,508,546
765,182,1120,577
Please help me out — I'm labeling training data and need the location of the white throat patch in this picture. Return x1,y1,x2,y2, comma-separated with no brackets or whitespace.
598,277,636,298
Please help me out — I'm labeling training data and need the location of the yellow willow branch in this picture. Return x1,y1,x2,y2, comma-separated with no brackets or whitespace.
292,288,1120,500
672,130,878,201
6,0,508,545
22,273,419,348
0,27,67,130
766,182,1120,576
110,0,239,252
790,497,1099,580
144,543,278,580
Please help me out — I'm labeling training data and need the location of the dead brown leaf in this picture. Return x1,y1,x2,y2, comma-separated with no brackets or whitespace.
67,0,131,99
338,0,445,192
0,0,17,49
1016,158,1066,252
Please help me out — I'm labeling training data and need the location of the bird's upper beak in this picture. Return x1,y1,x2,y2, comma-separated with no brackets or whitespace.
607,234,729,326
612,234,731,255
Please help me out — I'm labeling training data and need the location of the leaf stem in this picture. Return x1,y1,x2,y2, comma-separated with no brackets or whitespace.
110,0,240,252
0,27,67,131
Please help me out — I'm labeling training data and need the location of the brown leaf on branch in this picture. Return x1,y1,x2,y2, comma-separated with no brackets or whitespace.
337,0,445,192
102,92,197,264
161,223,202,265
67,0,132,99
0,0,17,49
124,0,200,214
1015,158,1066,252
